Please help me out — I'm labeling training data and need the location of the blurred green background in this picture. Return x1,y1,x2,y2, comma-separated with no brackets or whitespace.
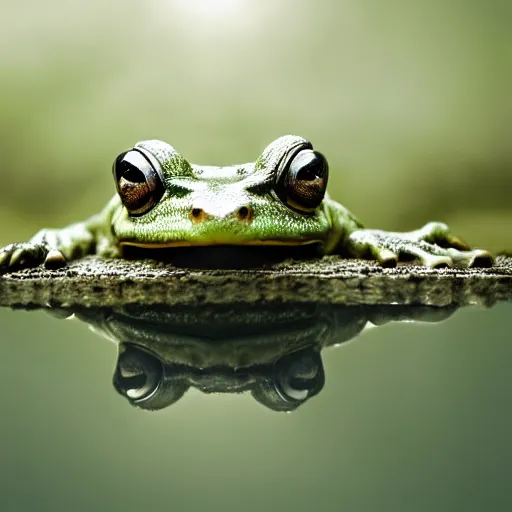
1,1,512,511
0,0,510,251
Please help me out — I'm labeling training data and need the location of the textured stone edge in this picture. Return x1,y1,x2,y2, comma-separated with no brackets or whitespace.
0,255,511,308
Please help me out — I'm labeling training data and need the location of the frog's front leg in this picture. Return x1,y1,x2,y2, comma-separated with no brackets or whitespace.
0,197,119,272
346,221,493,268
0,221,96,271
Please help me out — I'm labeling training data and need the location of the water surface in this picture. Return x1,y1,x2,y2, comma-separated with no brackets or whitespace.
0,302,511,511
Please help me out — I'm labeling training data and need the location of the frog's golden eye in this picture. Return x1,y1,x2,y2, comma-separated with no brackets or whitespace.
113,150,164,216
276,149,329,212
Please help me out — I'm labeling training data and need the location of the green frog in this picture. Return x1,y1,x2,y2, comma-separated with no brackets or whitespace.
0,135,493,270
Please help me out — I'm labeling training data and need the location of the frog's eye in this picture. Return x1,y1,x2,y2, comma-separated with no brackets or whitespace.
276,149,329,212
251,348,325,412
113,150,164,216
113,344,163,402
113,344,189,411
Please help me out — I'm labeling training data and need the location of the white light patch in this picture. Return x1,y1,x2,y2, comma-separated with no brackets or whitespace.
171,0,247,18
151,0,272,37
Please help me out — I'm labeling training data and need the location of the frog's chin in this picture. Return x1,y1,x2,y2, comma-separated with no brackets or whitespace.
118,241,323,269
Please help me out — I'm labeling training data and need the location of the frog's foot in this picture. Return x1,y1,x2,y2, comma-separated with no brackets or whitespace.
347,225,493,269
409,222,493,268
0,242,67,272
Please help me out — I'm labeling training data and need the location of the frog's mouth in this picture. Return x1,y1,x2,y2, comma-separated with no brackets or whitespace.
119,241,323,269
120,239,318,248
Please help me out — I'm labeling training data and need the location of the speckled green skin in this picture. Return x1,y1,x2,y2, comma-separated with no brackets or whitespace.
0,135,494,270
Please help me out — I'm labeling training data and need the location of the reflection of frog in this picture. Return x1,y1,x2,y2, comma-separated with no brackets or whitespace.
47,302,457,412
0,135,493,270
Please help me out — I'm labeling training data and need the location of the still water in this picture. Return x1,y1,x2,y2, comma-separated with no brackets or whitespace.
1,301,511,511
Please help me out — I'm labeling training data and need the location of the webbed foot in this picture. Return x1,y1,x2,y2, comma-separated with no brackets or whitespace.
0,242,67,272
347,221,493,269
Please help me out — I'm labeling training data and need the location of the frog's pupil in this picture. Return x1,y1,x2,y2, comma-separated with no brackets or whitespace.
122,165,146,184
293,153,326,182
119,373,148,391
297,167,318,181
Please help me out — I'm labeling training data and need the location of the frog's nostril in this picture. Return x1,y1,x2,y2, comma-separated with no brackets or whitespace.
190,208,207,223
237,205,253,222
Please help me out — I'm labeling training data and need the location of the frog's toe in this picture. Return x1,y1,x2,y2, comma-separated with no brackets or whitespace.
376,248,398,268
10,247,29,267
0,243,48,271
0,246,13,267
401,243,453,268
446,248,494,268
420,254,453,269
468,250,494,268
44,250,67,269
443,234,471,251
419,222,471,250
421,221,450,235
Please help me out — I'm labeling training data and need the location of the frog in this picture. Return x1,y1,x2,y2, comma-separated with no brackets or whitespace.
0,135,493,271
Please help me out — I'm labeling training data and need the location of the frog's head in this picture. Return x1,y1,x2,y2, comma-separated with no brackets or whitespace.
111,135,332,261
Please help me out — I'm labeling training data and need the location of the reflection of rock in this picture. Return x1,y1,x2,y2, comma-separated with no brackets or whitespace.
49,302,458,412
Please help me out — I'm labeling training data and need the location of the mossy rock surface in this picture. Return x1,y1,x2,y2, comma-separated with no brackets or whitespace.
0,255,511,308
